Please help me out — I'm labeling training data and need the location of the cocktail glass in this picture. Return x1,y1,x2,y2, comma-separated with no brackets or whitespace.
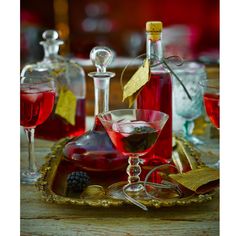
20,76,56,184
98,109,169,199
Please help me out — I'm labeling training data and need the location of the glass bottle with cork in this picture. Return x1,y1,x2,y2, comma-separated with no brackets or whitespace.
137,21,173,165
21,30,86,141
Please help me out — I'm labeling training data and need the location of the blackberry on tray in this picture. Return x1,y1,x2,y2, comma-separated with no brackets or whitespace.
66,171,90,194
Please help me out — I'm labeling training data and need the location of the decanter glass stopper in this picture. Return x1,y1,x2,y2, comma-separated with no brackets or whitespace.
43,30,58,40
90,46,114,73
40,30,63,46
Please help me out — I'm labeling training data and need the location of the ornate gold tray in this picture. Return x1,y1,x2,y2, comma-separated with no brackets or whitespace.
36,136,216,208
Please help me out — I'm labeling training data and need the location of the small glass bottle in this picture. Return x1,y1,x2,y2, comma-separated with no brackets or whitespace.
137,21,172,165
21,30,86,141
63,46,127,173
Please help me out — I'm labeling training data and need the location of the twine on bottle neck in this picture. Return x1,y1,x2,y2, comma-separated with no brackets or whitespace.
120,54,192,101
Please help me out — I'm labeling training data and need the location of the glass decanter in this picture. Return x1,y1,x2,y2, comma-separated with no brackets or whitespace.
63,46,128,173
21,30,86,141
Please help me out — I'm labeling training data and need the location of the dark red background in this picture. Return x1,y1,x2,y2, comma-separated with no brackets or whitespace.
21,0,219,61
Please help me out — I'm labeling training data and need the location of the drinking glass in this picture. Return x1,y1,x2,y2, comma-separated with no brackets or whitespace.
173,62,206,144
98,109,169,199
20,76,56,184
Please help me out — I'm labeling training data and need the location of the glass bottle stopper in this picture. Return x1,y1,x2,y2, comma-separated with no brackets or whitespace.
88,46,115,78
40,30,63,46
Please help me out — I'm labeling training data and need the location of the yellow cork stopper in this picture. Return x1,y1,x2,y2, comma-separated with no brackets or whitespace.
146,21,163,32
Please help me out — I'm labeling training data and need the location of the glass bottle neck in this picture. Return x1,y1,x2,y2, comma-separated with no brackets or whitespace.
93,76,110,130
42,43,60,61
93,76,110,115
146,32,163,62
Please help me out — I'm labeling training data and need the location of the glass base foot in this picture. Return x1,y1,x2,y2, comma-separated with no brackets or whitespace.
107,181,148,200
21,170,41,184
107,180,181,211
107,181,180,200
185,135,203,145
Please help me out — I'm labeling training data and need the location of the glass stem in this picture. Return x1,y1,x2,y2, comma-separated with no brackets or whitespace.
24,128,37,173
183,120,194,138
127,154,141,185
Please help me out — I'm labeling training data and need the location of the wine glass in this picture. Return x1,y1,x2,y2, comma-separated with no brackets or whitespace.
20,75,56,184
173,62,206,145
199,78,219,129
98,109,169,199
199,78,219,168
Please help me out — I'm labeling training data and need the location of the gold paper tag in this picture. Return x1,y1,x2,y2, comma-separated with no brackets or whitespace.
55,86,76,125
169,166,219,194
123,59,150,107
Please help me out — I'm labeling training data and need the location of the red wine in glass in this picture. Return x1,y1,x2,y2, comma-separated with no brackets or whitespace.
35,98,85,140
203,93,220,129
20,87,55,128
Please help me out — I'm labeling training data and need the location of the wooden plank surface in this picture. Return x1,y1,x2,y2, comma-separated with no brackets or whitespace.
20,125,219,236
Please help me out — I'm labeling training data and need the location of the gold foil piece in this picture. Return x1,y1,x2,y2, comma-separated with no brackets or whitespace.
55,86,76,125
169,166,219,194
123,59,150,107
80,185,106,199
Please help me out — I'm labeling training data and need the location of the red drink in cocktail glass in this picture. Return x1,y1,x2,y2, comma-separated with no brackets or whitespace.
20,76,55,184
107,122,160,155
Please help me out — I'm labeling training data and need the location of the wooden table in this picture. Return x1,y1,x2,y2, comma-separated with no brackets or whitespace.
20,119,219,236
